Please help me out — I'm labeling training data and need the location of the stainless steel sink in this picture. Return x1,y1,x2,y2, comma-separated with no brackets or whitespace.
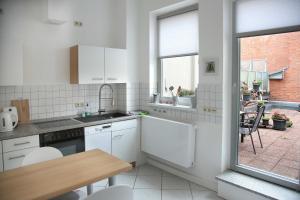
33,119,81,130
73,112,130,123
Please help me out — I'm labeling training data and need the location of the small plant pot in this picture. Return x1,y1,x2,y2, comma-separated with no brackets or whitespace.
172,96,178,106
273,119,287,131
262,119,269,126
252,83,260,91
243,94,251,101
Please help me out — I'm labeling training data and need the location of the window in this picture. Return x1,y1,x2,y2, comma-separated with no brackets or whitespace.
157,6,199,100
232,0,300,190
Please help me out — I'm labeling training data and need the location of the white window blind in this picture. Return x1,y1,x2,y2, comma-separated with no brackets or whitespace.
236,0,300,33
158,10,199,58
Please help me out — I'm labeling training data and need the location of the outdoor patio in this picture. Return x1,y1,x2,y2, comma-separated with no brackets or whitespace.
238,108,300,180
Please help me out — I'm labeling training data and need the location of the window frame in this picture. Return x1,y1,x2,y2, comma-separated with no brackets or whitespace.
157,5,199,99
231,2,300,191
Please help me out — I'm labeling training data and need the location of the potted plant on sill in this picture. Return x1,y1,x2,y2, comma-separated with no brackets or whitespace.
262,117,270,126
169,86,178,106
272,112,288,131
241,82,251,101
176,86,196,108
252,80,262,91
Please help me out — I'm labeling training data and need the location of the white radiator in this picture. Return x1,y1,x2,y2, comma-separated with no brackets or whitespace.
141,116,196,168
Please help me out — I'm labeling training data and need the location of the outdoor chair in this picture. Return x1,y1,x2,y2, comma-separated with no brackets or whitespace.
240,105,265,154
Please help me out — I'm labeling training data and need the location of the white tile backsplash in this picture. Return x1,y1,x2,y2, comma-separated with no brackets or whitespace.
0,84,127,120
0,81,223,124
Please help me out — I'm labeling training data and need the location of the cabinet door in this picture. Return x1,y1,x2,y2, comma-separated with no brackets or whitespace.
112,128,137,162
105,48,127,83
78,45,105,84
3,147,39,171
85,125,112,154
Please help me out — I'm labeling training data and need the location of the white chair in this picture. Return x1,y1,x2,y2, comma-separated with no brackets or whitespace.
84,185,133,200
22,147,85,200
22,147,63,166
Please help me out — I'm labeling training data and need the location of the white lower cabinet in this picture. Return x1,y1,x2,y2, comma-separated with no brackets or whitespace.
84,124,112,154
112,128,137,162
3,147,39,170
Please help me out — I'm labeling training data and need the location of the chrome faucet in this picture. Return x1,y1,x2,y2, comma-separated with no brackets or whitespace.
98,84,114,115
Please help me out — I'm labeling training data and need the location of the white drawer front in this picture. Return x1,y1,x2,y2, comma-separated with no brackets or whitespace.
85,124,112,136
0,155,3,172
112,119,137,131
3,135,39,153
3,147,39,170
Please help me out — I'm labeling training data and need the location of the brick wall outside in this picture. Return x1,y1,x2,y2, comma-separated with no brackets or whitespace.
240,32,300,102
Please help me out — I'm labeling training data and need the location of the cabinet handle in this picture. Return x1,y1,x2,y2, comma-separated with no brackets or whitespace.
113,134,124,139
107,78,117,81
14,142,30,146
8,155,25,160
102,125,111,129
92,77,103,81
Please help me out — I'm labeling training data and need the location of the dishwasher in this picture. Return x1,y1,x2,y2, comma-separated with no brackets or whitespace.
84,123,112,154
84,123,112,188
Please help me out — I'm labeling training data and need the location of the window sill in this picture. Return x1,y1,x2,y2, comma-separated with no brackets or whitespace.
216,170,300,200
148,103,197,112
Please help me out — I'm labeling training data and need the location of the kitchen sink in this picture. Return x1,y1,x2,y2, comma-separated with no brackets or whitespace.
73,112,130,123
33,119,81,130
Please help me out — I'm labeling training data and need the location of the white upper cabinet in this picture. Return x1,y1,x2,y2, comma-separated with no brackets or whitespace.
70,45,127,84
70,45,105,84
105,48,127,83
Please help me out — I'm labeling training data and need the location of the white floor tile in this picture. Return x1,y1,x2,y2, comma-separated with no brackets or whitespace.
134,176,161,189
162,176,190,190
92,186,106,192
122,167,138,176
134,189,161,200
191,190,223,200
93,179,108,187
162,190,192,200
115,175,136,188
138,164,162,176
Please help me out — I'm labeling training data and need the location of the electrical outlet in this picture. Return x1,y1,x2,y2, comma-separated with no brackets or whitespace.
74,21,83,27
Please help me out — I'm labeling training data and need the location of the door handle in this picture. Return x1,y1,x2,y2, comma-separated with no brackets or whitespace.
8,155,25,160
107,78,117,81
14,141,30,146
113,134,124,139
102,125,111,129
92,77,103,81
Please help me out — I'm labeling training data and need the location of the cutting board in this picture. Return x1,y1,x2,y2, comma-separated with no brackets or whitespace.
11,99,30,123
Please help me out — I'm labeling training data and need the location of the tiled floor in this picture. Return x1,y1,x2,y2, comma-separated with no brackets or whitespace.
77,164,223,200
239,108,300,180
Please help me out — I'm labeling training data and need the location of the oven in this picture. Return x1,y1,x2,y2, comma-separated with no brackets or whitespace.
39,128,85,156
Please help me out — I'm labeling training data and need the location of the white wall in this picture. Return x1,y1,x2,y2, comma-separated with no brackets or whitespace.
0,0,127,85
135,0,233,191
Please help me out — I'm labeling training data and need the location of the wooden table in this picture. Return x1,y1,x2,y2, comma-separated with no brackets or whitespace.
0,149,132,200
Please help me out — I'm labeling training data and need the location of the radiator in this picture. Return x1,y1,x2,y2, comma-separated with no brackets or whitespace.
141,116,196,168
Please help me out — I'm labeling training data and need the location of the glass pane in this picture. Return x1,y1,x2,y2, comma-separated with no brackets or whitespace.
161,55,198,97
236,0,300,33
239,31,300,182
253,60,266,72
159,10,199,57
